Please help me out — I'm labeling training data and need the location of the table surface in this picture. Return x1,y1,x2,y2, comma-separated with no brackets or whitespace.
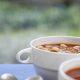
0,64,36,80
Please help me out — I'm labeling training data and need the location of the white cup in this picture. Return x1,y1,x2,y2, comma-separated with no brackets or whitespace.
16,36,80,80
59,58,80,80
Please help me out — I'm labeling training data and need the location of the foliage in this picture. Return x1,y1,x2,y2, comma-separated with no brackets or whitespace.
0,2,80,32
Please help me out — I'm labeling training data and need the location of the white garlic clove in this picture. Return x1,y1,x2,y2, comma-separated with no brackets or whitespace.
1,73,17,80
25,75,43,80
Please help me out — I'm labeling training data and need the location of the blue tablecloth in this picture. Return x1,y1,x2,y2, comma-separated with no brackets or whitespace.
0,64,36,80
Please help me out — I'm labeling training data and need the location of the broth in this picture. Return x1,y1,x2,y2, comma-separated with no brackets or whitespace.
36,43,80,54
65,67,80,80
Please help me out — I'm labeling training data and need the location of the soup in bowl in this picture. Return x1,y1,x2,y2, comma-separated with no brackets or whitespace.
16,36,80,80
59,58,80,80
36,43,80,54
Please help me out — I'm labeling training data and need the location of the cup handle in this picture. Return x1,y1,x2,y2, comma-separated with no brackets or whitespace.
16,48,32,64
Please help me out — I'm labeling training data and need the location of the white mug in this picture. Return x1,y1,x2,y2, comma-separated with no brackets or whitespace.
59,58,80,80
16,36,80,80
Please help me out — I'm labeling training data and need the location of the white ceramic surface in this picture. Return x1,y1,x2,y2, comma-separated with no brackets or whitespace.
59,58,80,80
34,65,58,80
16,36,80,80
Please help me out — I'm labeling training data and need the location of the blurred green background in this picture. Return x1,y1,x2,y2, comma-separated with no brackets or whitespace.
0,0,80,63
